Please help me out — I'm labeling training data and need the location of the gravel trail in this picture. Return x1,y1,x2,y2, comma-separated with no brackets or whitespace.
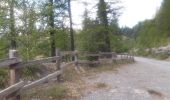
83,57,170,100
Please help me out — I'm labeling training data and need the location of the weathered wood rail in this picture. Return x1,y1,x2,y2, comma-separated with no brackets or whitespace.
0,49,134,100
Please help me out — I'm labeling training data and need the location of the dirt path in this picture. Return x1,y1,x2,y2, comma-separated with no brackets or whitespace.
82,57,170,100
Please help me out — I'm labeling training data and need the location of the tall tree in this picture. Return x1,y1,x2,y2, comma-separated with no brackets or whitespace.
49,0,56,56
97,0,110,52
9,0,17,49
68,0,75,51
156,0,170,35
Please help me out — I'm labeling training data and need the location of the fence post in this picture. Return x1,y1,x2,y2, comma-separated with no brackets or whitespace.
132,54,135,62
74,50,78,67
111,52,116,64
55,49,61,82
8,50,21,100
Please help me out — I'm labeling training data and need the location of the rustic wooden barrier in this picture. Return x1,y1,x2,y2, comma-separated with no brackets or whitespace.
0,50,134,100
0,81,24,99
0,49,75,100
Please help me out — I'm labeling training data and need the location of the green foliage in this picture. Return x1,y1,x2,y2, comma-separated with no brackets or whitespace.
55,29,69,51
0,36,9,59
76,18,105,53
134,19,170,49
134,0,170,50
156,0,170,34
0,69,8,89
110,35,132,53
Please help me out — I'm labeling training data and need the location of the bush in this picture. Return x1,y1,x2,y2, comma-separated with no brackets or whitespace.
150,53,169,60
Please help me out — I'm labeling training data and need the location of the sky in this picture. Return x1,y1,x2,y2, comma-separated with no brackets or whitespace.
72,0,163,29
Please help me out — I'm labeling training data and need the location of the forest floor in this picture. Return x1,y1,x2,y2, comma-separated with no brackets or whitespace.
22,57,170,100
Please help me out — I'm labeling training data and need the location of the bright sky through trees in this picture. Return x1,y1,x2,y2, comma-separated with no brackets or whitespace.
72,0,163,29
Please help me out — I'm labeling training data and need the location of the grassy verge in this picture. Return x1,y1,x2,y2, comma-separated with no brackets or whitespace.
137,50,169,60
21,65,84,100
18,61,133,100
149,53,169,60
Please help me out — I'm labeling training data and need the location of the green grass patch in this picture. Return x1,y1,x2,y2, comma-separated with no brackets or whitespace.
47,85,68,99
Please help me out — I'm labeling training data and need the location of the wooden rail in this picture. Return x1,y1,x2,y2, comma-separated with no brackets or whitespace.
0,81,24,99
0,49,134,100
0,58,21,68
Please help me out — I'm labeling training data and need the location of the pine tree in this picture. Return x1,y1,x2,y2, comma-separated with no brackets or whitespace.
49,0,56,56
97,0,111,52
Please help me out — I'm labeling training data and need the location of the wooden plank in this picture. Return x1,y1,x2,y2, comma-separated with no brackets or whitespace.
100,52,116,55
0,58,21,68
56,49,61,82
85,54,100,57
21,70,62,91
0,81,24,99
16,56,60,69
77,60,100,64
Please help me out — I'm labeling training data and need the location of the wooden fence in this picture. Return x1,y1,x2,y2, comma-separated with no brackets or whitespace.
0,49,134,100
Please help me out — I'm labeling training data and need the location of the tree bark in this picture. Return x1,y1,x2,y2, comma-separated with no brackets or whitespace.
68,0,75,51
49,0,56,56
9,0,17,49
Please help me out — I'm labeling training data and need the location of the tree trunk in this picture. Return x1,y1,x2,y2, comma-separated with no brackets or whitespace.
23,0,27,34
68,0,75,51
98,0,111,52
49,0,56,56
9,0,17,49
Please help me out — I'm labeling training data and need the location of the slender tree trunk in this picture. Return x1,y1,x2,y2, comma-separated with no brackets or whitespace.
68,0,75,51
49,0,55,56
23,0,27,33
9,0,17,49
98,0,111,52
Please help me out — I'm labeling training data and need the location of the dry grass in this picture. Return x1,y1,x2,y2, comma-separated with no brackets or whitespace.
84,64,119,76
147,89,163,98
96,82,107,88
21,65,85,100
20,62,130,100
21,83,68,100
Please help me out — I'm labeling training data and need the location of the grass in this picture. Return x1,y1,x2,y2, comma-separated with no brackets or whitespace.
96,82,107,88
137,49,169,60
21,65,84,100
150,53,169,60
19,61,132,100
47,85,68,99
21,83,68,100
0,69,8,89
84,64,119,75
